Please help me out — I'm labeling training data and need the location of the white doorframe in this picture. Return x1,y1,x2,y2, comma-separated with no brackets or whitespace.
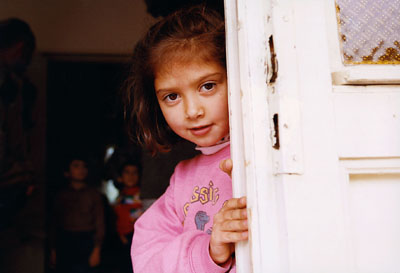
225,0,290,272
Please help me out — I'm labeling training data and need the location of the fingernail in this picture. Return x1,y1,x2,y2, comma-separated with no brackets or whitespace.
224,160,229,169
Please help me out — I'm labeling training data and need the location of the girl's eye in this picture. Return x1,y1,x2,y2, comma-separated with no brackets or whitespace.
164,93,179,102
200,82,216,92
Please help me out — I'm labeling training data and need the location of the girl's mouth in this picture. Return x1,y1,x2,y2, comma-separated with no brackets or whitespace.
190,125,212,136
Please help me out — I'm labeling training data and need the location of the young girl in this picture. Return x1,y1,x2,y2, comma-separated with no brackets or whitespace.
125,5,248,272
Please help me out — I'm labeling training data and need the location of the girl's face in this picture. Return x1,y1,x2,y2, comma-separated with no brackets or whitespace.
154,59,229,147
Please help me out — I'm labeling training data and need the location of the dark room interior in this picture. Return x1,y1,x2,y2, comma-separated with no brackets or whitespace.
0,0,222,272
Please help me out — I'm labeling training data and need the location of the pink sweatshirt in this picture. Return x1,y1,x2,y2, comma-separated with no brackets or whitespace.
131,145,235,272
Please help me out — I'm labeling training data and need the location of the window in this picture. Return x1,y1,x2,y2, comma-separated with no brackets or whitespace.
327,0,400,84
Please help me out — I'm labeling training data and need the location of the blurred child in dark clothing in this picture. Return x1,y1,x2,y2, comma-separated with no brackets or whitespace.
114,160,143,272
49,156,104,273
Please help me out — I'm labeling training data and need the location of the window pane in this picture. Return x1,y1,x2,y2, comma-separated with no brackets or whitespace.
336,0,400,65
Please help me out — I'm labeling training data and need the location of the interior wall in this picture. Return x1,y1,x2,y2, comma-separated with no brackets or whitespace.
0,0,155,54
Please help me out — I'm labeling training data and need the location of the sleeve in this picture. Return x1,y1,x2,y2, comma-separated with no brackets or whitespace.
93,191,105,247
131,173,232,273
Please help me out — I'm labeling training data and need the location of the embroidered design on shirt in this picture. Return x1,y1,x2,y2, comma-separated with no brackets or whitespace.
194,211,210,231
183,181,219,216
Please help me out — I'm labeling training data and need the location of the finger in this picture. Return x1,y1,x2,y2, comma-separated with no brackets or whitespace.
220,197,247,211
220,219,248,231
222,208,247,221
214,231,249,243
214,208,248,227
219,158,233,177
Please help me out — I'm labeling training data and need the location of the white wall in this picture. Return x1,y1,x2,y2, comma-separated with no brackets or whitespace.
0,0,155,54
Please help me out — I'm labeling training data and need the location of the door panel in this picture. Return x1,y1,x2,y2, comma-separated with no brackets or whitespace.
333,86,400,158
348,174,400,273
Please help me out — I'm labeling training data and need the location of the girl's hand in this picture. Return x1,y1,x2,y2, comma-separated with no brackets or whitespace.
219,158,233,178
210,196,248,265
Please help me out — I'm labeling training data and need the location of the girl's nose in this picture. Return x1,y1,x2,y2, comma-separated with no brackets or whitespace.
184,98,204,119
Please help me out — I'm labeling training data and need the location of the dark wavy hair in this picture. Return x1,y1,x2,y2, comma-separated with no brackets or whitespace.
124,4,226,155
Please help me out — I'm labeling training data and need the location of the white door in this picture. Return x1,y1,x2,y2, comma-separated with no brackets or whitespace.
225,0,400,272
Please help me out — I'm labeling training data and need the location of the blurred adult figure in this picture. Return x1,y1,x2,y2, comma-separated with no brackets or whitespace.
0,18,37,229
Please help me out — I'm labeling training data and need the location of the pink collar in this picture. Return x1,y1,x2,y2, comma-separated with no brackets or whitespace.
195,135,230,155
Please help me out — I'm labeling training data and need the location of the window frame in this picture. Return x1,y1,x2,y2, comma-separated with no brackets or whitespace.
325,1,400,85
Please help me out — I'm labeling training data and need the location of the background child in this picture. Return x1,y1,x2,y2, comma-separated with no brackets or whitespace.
113,160,143,273
49,156,104,273
125,4,247,272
